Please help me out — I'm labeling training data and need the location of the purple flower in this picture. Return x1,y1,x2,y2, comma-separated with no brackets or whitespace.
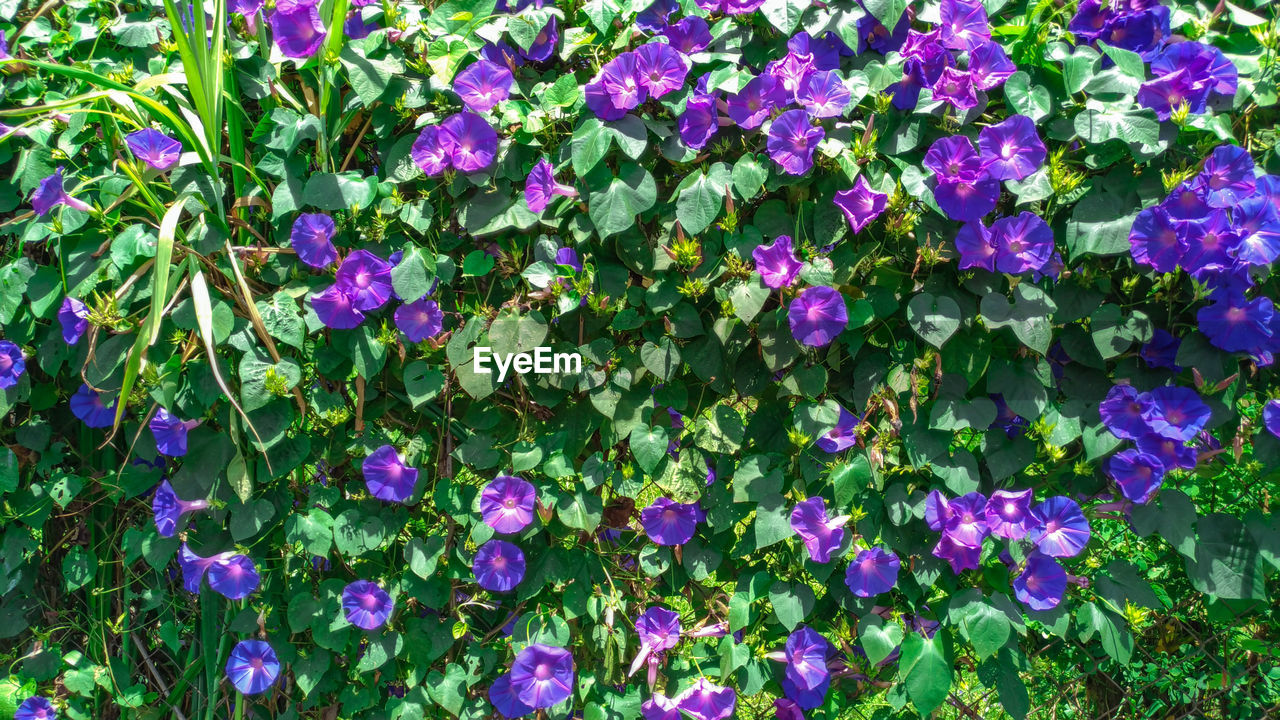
1263,399,1280,439
833,176,887,233
525,158,578,213
362,445,420,503
555,247,582,272
480,475,537,534
637,0,679,32
335,249,393,312
225,640,281,695
1128,206,1186,273
932,533,981,574
1100,384,1151,440
1106,449,1165,504
152,479,209,537
991,212,1054,274
940,0,990,50
1137,70,1207,121
230,0,264,31
978,115,1045,181
642,694,681,720
678,94,719,149
126,129,182,171
344,11,377,39
640,497,700,545
489,674,535,719
31,167,91,217
440,112,500,173
269,0,326,58
59,297,90,344
0,340,25,389
1233,196,1280,266
925,136,985,183
311,285,365,329
520,17,558,62
675,678,736,720
394,298,443,343
178,543,218,592
585,53,646,120
844,547,900,597
797,70,850,118
1140,386,1211,442
208,553,260,599
815,406,859,452
1013,552,1067,611
968,41,1016,90
1197,292,1273,354
1140,328,1183,370
1028,496,1091,558
726,75,785,130
1151,42,1237,98
924,136,998,221
789,497,848,563
290,213,338,268
343,579,394,630
781,626,832,692
1196,145,1256,208
788,286,847,347
943,491,989,547
1136,432,1199,471
955,221,997,271
984,488,1035,540
767,110,824,176
752,235,803,289
473,539,526,592
509,643,574,709
635,42,690,98
412,126,451,176
930,67,977,109
635,606,682,652
70,384,117,428
15,697,56,720
664,17,712,54
454,60,514,112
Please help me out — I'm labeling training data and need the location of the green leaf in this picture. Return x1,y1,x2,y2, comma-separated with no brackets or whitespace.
1188,513,1267,600
731,154,769,200
640,337,682,381
752,493,792,550
404,361,446,409
760,0,811,34
857,615,903,666
333,508,389,558
767,581,814,631
1004,72,1051,123
899,632,952,717
256,292,305,350
1097,41,1146,80
0,447,19,494
391,246,437,302
959,599,1011,660
425,38,469,82
588,164,658,239
556,488,603,531
1074,107,1160,149
694,405,746,454
729,276,770,323
832,455,871,509
629,425,669,473
907,292,962,348
61,546,96,592
303,172,377,211
862,0,907,27
981,284,1057,354
406,535,447,579
675,163,731,235
1065,193,1139,259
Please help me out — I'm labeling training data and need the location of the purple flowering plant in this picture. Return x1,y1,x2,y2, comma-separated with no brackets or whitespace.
1,0,1279,718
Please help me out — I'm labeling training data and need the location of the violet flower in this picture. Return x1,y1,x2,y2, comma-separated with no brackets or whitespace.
640,498,701,546
674,678,736,720
815,405,859,452
59,297,90,344
453,60,514,112
525,158,578,213
225,640,281,695
844,547,900,597
335,249,393,312
152,479,210,537
1106,449,1166,504
508,643,574,708
978,115,1046,181
473,539,526,592
412,126,451,176
1028,496,1091,558
635,42,690,98
789,497,848,563
1013,552,1067,610
767,109,824,176
752,235,803,289
269,0,326,58
70,384,117,428
15,697,56,720
833,175,887,233
208,554,261,599
342,579,394,629
0,341,25,390
290,213,338,268
126,129,182,171
394,298,443,343
362,445,420,503
983,488,1035,540
480,474,537,534
31,167,91,217
439,112,500,174
788,286,847,347
311,285,365,329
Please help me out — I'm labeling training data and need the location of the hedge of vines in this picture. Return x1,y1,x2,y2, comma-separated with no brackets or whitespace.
0,0,1279,718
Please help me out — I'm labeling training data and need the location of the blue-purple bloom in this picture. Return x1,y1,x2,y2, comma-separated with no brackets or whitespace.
0,340,25,389
797,70,849,118
678,93,719,149
525,158,578,213
844,547,900,597
641,497,701,545
1028,496,1091,558
674,678,736,720
508,643,574,708
311,285,365,329
473,539,526,592
208,554,261,599
394,298,443,343
490,674,536,718
752,235,802,289
14,697,56,720
439,112,500,173
454,60,514,112
788,286,847,347
225,640,281,695
290,213,337,268
978,115,1045,181
726,75,785,130
152,479,210,537
150,408,200,457
585,53,646,120
664,17,712,54
924,136,998,222
342,579,394,630
984,488,1035,540
480,474,537,534
269,0,326,58
31,167,91,217
767,109,824,176
815,405,859,452
1106,449,1166,504
59,297,90,344
780,626,832,694
1140,386,1211,442
635,42,690,98
126,129,182,171
789,497,848,563
1263,399,1280,439
335,249,393,312
833,175,887,233
362,445,420,503
70,384,117,428
940,0,990,50
412,126,451,176
1013,552,1067,611
991,212,1054,274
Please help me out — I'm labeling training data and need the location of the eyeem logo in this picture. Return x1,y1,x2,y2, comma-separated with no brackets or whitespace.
473,347,583,382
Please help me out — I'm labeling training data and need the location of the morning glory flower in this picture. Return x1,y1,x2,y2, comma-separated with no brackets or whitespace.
344,11,377,38
636,0,679,32
335,249,393,312
1135,431,1199,471
932,533,981,574
225,640,281,695
939,0,990,50
125,129,182,171
779,626,832,693
790,497,848,563
641,694,681,720
788,286,847,347
1233,195,1280,266
1028,496,1091,558
630,606,681,678
927,491,954,533
519,17,558,62
1197,292,1273,354
955,220,997,271
968,41,1016,90
1100,384,1151,440
1140,386,1211,442
1106,449,1166,504
640,497,701,546
1181,210,1240,275
489,674,535,719
178,543,219,592
930,67,978,110
1153,42,1238,98
752,235,803,289
394,298,443,343
31,167,91,217
15,697,56,720
815,405,859,453
942,492,989,547
796,70,849,118
362,445,420,503
342,579,394,630
70,384,117,428
208,554,261,599
678,93,719,150
663,16,712,54
473,539,526,592
844,547,900,597
440,112,499,174
509,643,574,709
1128,206,1186,273
585,52,646,120
767,109,824,176
1263,399,1280,439
311,285,365,329
1196,145,1256,209
1013,552,1067,610
412,126,451,176
978,115,1046,181
773,698,804,720
229,0,264,32
150,408,200,457
635,42,690,98
924,136,999,221
1137,70,1206,121
480,474,537,534
453,60,514,112
1140,328,1183,370
290,213,337,268
555,247,582,272
525,158,578,213
0,340,25,389
991,212,1054,274
59,297,90,344
984,488,1035,540
726,75,786,130
833,175,887,233
269,0,326,58
674,678,736,720
152,479,210,537
766,50,816,96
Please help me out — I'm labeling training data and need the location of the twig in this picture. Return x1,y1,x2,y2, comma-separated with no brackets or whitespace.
132,633,189,720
